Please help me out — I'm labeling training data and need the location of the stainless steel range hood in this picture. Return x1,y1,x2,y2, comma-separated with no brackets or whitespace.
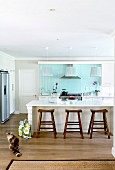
60,64,81,79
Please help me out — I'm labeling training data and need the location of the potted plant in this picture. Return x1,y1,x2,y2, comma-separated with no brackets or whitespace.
95,90,100,96
93,81,100,96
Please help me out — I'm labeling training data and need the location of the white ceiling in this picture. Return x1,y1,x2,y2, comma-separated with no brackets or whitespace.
0,0,115,60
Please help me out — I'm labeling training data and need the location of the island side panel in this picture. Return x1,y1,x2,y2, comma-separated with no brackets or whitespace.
27,106,32,125
32,106,38,134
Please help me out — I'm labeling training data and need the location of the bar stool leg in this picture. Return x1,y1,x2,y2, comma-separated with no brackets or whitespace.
37,112,42,134
64,112,69,139
51,112,57,138
88,113,93,134
90,112,95,139
103,112,110,139
78,112,84,139
103,112,107,134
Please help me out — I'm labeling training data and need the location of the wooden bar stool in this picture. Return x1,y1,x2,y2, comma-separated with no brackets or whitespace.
63,109,84,139
38,109,57,138
88,109,110,139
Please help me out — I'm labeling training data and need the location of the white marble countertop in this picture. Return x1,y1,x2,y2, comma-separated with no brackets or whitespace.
26,99,114,107
39,95,114,98
82,95,114,98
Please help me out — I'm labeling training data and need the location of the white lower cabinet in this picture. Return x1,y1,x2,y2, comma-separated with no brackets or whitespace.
101,63,114,87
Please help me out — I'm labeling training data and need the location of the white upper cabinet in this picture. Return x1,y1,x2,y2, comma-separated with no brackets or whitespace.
101,63,114,87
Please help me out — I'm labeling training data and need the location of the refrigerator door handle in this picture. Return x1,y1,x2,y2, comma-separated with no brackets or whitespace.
4,85,6,95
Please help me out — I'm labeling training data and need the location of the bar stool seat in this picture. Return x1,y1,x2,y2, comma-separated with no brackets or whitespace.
88,109,110,139
38,109,57,138
63,109,84,139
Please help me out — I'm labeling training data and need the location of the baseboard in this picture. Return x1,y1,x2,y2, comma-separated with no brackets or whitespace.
14,110,20,114
112,147,115,157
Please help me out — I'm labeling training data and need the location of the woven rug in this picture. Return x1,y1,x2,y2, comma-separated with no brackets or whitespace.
6,160,115,170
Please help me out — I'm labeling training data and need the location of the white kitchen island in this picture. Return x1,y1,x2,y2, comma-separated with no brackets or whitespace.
26,99,113,135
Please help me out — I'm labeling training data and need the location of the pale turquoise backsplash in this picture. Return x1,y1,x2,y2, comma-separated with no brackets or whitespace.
40,64,101,94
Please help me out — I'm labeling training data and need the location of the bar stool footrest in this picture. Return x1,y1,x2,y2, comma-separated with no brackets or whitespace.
40,127,54,129
92,127,106,129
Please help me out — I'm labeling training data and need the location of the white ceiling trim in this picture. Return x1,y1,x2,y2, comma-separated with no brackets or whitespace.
15,56,114,61
38,60,114,64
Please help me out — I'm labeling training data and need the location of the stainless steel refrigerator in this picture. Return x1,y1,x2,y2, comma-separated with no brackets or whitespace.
0,71,10,123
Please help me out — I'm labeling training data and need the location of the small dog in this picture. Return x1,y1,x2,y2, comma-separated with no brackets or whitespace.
6,132,22,157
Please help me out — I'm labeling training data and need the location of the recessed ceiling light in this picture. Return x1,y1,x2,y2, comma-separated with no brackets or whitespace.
49,9,55,11
91,47,98,49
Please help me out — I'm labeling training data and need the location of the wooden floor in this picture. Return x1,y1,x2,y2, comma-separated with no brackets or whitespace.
0,114,114,170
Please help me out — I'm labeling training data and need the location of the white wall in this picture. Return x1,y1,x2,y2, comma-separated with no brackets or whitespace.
0,51,15,114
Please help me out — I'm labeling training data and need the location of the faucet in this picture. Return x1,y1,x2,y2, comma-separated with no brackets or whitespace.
40,87,44,95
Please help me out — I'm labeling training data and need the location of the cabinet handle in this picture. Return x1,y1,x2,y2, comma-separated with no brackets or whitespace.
33,95,37,97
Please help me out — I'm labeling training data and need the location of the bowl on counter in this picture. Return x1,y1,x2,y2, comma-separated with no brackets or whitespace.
69,96,75,100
